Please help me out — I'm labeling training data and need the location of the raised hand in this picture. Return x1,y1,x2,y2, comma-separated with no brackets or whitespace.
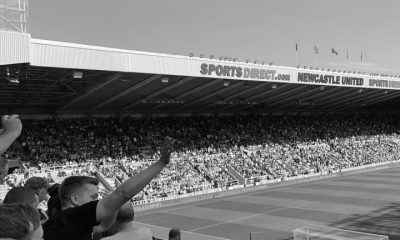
159,138,173,165
1,115,22,138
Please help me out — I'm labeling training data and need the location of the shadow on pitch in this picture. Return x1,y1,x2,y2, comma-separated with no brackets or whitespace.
328,202,400,240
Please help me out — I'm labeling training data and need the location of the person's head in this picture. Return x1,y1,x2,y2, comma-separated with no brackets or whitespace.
3,187,40,207
106,202,135,236
169,228,181,240
0,203,43,240
46,194,61,218
59,176,99,209
46,183,60,197
24,177,50,203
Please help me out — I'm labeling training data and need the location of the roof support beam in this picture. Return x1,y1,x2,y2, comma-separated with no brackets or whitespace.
122,76,193,110
58,73,121,111
150,78,222,111
324,90,381,109
92,74,161,110
175,81,244,110
344,91,400,111
197,82,270,110
275,87,340,109
229,83,293,111
269,86,321,107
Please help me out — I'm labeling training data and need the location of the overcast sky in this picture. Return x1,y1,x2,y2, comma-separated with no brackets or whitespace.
29,0,400,74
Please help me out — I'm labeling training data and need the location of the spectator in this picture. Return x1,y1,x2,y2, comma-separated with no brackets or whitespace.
169,228,181,240
25,176,50,221
47,183,61,218
0,203,43,240
3,186,39,207
43,139,173,240
101,202,152,240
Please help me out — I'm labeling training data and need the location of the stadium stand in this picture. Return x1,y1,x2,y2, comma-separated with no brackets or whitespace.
2,113,400,204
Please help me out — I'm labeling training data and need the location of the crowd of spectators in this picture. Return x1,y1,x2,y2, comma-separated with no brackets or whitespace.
2,114,400,202
1,113,400,240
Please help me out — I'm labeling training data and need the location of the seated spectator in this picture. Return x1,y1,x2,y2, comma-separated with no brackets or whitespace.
169,228,181,240
3,186,39,207
0,203,43,240
101,202,152,240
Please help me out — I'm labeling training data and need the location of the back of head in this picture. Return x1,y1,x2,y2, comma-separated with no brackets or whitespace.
47,183,60,197
0,204,41,240
59,176,99,208
105,202,135,237
47,194,62,218
116,202,135,223
3,187,39,206
24,177,49,191
169,228,181,240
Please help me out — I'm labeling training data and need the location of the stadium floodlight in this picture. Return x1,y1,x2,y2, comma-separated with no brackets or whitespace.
161,77,169,83
223,81,230,87
384,90,389,94
358,89,363,93
271,84,277,89
319,86,325,91
73,71,83,79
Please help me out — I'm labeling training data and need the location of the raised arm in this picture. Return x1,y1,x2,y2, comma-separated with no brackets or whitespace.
0,115,22,156
95,139,173,223
0,115,22,184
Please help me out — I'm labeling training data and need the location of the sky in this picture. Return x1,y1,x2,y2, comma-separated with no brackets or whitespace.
27,0,400,74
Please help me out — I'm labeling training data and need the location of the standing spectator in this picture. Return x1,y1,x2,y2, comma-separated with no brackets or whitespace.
3,186,40,207
0,203,43,240
47,183,61,218
43,139,173,240
101,202,152,240
25,176,50,221
169,228,181,240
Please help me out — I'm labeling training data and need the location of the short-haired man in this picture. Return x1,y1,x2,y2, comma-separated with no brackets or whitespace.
102,202,152,240
3,186,40,207
43,139,173,240
25,176,50,221
0,203,43,240
168,228,181,240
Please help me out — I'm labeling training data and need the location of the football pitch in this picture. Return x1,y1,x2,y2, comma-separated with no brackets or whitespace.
135,166,400,240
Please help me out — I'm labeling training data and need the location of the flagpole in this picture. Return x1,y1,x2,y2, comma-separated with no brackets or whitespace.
330,51,333,70
314,53,317,69
295,43,298,67
361,52,363,73
346,50,349,72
